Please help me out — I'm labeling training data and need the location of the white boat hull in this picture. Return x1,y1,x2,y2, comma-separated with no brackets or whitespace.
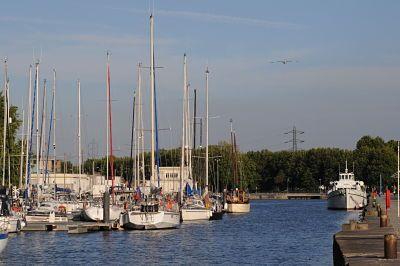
181,208,212,221
83,206,122,221
121,210,180,230
327,189,367,210
226,203,250,213
0,217,21,233
7,218,21,233
25,212,69,223
0,233,7,253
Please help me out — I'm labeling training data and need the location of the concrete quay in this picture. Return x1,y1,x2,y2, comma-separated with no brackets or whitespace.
333,197,400,265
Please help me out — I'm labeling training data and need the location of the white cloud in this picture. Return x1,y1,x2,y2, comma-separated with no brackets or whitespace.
115,8,304,30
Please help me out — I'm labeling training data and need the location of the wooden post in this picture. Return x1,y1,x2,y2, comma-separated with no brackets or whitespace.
380,214,388,227
103,191,110,223
384,234,397,259
350,220,357,231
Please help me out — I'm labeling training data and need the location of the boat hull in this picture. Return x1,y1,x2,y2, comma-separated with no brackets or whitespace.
25,213,68,223
327,189,367,210
181,208,212,221
7,218,21,233
0,217,21,233
210,211,224,220
0,233,7,253
226,203,250,213
121,211,180,230
82,206,122,222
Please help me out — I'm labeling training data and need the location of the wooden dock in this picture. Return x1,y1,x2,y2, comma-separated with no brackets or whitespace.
250,192,327,200
22,221,118,234
333,197,400,265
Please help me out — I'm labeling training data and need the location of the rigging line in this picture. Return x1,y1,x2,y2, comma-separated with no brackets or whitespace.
44,83,55,184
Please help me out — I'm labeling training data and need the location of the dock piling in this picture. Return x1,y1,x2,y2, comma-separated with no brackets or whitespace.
384,234,397,259
380,214,388,227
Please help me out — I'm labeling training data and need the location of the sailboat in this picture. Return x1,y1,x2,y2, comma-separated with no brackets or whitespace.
0,219,8,253
226,120,250,213
181,57,212,221
83,53,123,222
120,13,180,230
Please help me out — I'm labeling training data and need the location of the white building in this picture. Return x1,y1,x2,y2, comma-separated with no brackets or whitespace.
157,166,192,193
29,173,123,195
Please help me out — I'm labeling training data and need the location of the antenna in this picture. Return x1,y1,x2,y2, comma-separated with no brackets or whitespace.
284,125,304,152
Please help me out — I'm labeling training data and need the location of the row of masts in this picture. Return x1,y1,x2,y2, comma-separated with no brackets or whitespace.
2,12,217,199
1,53,116,198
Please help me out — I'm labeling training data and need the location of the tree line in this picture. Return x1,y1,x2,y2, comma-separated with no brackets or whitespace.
82,136,397,193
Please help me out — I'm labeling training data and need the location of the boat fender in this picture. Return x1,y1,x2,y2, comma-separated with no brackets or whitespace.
166,200,172,210
58,205,66,213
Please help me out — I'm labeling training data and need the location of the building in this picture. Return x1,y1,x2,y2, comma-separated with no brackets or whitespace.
29,173,123,195
158,166,192,193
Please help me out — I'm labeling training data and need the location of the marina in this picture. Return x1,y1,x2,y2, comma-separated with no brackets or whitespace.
0,1,399,265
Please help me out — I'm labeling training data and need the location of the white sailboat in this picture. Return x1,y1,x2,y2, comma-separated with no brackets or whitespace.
327,162,367,210
226,120,250,213
82,53,123,221
181,56,212,221
0,220,8,253
121,13,180,230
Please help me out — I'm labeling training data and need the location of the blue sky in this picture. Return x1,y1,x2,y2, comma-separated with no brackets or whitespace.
1,0,400,160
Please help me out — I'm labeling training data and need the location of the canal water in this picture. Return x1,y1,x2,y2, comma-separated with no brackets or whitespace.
1,200,359,265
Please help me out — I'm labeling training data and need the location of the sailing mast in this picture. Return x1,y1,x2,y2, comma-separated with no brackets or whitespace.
77,80,82,197
130,90,135,188
192,88,197,189
105,52,110,189
52,69,56,187
2,58,8,187
180,54,187,203
39,79,47,184
35,61,40,187
19,109,25,188
185,62,192,182
134,62,143,189
149,14,156,185
27,62,39,196
205,67,210,194
137,63,145,187
106,52,115,200
44,76,55,188
25,65,32,190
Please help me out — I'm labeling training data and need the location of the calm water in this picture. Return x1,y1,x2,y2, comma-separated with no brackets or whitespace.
1,200,359,265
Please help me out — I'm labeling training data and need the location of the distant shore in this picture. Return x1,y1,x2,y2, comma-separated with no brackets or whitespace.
250,192,327,200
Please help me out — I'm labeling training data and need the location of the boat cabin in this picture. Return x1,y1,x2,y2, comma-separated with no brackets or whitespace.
339,169,355,181
140,202,159,213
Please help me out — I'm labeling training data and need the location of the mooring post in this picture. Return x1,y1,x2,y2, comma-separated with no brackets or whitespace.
380,214,388,227
377,206,382,217
103,190,110,223
384,234,397,259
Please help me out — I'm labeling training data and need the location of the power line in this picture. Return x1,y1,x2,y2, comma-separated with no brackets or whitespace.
284,126,304,152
